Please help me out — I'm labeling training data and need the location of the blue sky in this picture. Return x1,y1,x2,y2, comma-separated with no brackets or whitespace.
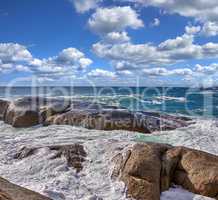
0,0,218,86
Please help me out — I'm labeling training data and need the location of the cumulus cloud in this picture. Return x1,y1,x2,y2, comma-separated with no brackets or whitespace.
195,63,218,75
201,21,218,36
0,43,32,63
87,68,116,78
93,31,218,75
88,6,144,35
122,0,218,23
150,18,160,27
104,32,130,43
143,67,193,77
0,43,93,79
69,0,101,13
185,25,201,35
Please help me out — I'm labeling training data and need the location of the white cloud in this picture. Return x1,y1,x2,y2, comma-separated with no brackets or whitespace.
0,43,32,63
0,43,93,79
104,32,130,43
123,0,218,23
142,67,193,76
185,25,201,35
88,6,144,35
69,0,100,13
93,31,218,76
150,18,160,27
195,63,218,74
87,68,116,78
201,21,218,36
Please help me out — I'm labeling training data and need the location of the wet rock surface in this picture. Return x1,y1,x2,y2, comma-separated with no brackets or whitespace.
0,177,51,200
1,97,193,133
113,143,218,200
14,144,87,173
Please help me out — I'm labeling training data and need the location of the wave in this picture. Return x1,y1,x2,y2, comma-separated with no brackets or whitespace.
154,96,187,103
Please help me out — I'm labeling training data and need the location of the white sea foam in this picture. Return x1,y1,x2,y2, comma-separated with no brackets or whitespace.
155,96,187,103
0,119,217,200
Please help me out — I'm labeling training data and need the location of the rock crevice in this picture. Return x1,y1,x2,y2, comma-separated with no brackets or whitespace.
113,143,218,200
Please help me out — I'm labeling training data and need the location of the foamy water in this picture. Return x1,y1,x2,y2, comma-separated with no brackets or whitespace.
0,119,217,200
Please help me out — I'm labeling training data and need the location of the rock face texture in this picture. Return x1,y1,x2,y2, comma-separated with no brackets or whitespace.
14,144,87,173
4,97,71,128
0,100,9,120
0,97,192,133
164,147,218,199
0,177,51,200
113,143,218,200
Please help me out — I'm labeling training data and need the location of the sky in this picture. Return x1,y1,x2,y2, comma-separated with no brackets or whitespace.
0,0,218,87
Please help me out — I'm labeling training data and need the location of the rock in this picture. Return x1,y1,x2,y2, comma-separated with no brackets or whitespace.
45,105,192,133
4,97,70,128
112,143,218,200
14,144,87,173
0,100,9,120
112,143,170,200
2,97,192,131
165,147,218,199
0,177,51,200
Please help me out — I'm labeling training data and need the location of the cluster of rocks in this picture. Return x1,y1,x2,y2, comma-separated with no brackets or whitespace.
112,143,218,200
1,142,218,200
0,97,192,133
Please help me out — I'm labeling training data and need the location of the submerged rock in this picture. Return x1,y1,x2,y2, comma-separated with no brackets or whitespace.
14,144,87,173
0,177,51,200
112,143,218,200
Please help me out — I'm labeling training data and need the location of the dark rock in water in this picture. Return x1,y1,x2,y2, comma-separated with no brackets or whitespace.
0,100,10,121
112,143,218,200
0,177,51,200
14,144,87,173
1,97,192,132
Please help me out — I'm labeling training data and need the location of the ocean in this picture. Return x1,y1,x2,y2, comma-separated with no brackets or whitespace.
0,86,217,200
0,86,217,118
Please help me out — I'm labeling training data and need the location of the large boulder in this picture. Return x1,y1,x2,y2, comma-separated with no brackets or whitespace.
0,177,51,200
0,100,10,120
45,107,192,133
4,97,70,128
163,147,218,199
112,143,170,200
112,143,218,200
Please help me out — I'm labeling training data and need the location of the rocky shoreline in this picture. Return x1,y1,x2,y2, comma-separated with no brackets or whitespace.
0,97,192,133
0,97,218,200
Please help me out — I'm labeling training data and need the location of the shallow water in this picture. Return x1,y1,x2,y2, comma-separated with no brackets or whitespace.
0,119,217,200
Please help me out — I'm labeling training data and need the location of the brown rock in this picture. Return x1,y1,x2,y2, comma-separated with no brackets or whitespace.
113,143,218,200
4,97,70,128
0,100,9,121
0,177,51,200
166,147,218,199
113,143,170,200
